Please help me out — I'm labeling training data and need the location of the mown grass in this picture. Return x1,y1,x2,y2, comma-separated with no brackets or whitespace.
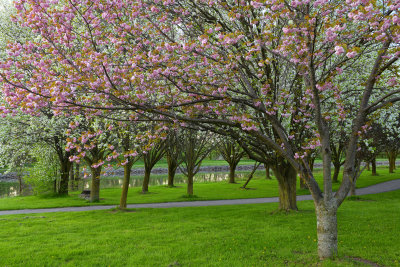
0,166,398,211
0,190,399,266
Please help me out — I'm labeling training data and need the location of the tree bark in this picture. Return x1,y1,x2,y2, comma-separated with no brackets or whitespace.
387,151,397,173
187,172,194,195
142,168,151,193
75,164,80,191
272,161,297,211
119,163,132,209
332,164,340,183
371,157,377,176
366,162,370,171
264,163,271,179
59,159,71,195
241,162,260,189
69,162,75,191
316,201,338,259
228,163,237,183
168,166,177,187
90,167,101,202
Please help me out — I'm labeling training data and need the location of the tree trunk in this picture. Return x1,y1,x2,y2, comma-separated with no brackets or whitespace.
168,166,177,187
228,163,237,183
187,172,194,196
387,151,397,173
273,161,297,211
73,164,80,191
90,167,101,202
366,162,370,171
241,162,260,189
332,164,340,183
316,202,338,259
371,157,377,176
69,162,75,191
142,168,151,193
264,163,271,179
59,160,71,195
119,164,132,209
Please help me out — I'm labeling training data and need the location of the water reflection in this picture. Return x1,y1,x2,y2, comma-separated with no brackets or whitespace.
0,182,20,198
86,172,249,189
0,172,249,198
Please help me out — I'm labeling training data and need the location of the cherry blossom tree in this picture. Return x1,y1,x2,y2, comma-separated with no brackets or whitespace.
2,0,400,259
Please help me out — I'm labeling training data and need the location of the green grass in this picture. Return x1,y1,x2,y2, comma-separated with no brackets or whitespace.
0,190,399,266
0,166,398,211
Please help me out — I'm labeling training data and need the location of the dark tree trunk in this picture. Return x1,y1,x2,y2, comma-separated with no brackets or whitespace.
241,162,260,189
69,162,75,191
120,163,132,209
228,163,237,183
142,168,151,193
59,159,71,195
371,157,377,176
187,172,194,195
366,162,370,171
272,160,297,211
264,163,271,179
53,179,57,193
74,164,80,191
332,164,340,183
387,151,397,173
90,167,101,202
168,167,177,187
316,201,338,259
166,155,178,187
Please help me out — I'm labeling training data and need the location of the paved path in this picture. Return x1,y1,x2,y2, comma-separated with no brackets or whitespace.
1,179,400,216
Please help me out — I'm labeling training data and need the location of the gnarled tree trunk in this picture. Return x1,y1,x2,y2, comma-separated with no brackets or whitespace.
272,160,297,211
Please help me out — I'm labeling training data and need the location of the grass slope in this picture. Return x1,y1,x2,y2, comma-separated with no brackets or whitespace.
0,166,399,211
0,190,399,266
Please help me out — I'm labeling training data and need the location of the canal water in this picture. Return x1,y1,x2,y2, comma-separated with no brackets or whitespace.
0,172,249,198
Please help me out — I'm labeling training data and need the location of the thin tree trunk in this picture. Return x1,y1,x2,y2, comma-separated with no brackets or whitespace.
75,164,80,191
167,157,178,187
119,164,132,209
142,168,151,193
332,164,340,183
58,160,71,195
187,172,194,195
316,202,338,259
69,162,74,191
241,162,260,189
90,167,101,202
366,161,370,171
371,157,377,176
387,151,396,173
264,163,271,179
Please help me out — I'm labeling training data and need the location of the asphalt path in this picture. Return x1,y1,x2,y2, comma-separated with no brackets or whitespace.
1,179,400,216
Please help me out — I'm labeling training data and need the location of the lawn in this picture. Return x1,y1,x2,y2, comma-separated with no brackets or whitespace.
0,190,399,266
0,166,398,211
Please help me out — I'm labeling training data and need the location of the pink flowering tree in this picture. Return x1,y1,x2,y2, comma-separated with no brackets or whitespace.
2,0,400,259
66,116,117,202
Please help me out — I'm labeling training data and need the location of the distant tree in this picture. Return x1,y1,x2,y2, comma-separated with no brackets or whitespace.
218,138,245,184
179,129,214,196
